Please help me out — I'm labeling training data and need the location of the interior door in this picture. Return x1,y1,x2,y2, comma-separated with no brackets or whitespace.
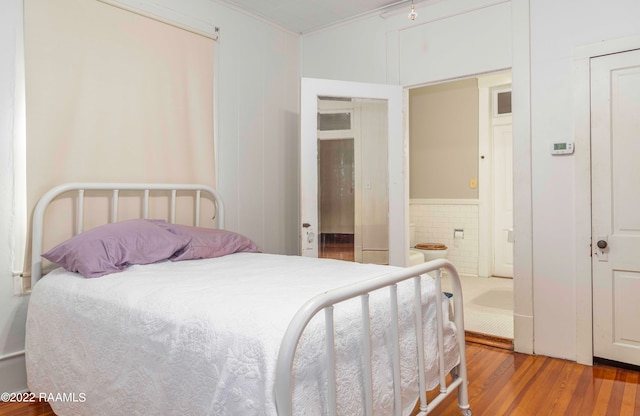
300,78,406,266
492,123,514,278
591,48,640,366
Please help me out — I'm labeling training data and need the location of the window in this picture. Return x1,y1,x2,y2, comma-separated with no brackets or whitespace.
493,87,512,116
19,0,217,289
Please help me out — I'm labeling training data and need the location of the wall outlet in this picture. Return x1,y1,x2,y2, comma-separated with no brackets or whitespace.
469,178,477,189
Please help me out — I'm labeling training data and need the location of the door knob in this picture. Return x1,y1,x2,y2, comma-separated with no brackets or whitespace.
597,240,607,249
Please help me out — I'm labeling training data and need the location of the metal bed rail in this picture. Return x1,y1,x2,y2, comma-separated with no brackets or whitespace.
274,258,471,416
30,182,224,287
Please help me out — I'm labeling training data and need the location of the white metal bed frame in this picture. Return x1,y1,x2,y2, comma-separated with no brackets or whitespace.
275,258,471,416
30,182,471,416
30,182,225,285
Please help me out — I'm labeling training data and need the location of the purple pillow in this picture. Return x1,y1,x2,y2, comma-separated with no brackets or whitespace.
42,219,192,278
159,224,260,261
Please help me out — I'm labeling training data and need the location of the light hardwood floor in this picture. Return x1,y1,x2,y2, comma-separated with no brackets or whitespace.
430,341,640,416
2,341,639,416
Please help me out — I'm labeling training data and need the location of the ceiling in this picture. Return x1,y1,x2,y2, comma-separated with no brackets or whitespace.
219,0,420,34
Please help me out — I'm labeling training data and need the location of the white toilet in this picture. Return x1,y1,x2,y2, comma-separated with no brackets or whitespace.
409,224,448,264
409,249,425,266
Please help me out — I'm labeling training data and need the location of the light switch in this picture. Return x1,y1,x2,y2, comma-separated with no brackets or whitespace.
469,178,477,189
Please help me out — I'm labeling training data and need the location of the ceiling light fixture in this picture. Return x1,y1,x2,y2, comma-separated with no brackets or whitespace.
408,0,417,21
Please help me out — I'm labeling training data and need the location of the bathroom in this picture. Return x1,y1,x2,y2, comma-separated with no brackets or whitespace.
314,72,513,342
408,76,481,274
408,72,514,342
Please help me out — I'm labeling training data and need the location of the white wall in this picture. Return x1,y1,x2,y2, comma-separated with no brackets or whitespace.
529,0,640,360
302,0,512,86
301,0,640,362
209,1,300,255
302,16,389,84
0,0,300,392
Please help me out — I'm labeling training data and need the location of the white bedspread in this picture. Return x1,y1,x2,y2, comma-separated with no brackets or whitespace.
26,253,459,416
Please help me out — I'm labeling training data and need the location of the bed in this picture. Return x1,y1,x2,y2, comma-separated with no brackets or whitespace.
25,183,471,416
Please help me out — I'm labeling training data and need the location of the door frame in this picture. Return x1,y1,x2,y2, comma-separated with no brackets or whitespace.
300,77,406,266
573,34,640,365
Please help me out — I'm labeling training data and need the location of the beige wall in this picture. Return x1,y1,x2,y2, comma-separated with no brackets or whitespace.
409,78,479,199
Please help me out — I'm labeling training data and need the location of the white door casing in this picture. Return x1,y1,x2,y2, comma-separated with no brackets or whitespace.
591,48,640,366
300,78,405,266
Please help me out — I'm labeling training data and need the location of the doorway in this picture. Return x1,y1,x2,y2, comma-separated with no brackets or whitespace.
408,71,514,341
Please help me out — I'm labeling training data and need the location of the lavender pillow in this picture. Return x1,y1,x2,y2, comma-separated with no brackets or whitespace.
42,219,191,278
160,224,260,261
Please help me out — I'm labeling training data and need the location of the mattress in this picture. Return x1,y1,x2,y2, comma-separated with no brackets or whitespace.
26,252,460,416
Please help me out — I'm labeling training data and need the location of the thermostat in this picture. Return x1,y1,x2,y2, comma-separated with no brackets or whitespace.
550,141,574,155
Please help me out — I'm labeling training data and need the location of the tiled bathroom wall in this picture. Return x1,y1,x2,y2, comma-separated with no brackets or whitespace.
410,201,479,276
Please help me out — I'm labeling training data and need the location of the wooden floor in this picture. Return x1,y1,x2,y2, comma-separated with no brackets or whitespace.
318,233,355,262
429,341,640,416
2,342,639,416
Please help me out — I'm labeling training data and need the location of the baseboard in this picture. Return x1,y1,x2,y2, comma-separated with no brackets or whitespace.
0,350,25,362
0,351,27,393
465,330,514,351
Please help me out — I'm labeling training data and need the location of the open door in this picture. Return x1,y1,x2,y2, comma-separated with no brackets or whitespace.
300,78,406,267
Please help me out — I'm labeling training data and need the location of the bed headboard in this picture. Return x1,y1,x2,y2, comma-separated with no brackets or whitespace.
31,183,225,286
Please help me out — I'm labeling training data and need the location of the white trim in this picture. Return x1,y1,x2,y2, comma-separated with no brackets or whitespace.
403,88,411,265
409,199,479,205
478,85,491,279
511,0,533,355
477,71,512,88
11,0,27,289
573,34,640,366
97,0,219,40
573,34,640,60
213,37,220,188
0,350,25,362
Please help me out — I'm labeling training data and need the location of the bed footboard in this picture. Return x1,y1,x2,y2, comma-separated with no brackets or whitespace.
274,258,470,416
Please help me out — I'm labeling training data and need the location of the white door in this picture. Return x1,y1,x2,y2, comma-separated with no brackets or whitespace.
591,48,640,366
491,85,513,278
300,78,406,266
493,124,513,277
492,123,514,278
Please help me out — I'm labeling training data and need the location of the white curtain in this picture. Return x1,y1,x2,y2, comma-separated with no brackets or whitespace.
24,0,215,270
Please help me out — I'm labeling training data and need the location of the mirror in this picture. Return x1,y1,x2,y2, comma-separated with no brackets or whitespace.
317,97,389,264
